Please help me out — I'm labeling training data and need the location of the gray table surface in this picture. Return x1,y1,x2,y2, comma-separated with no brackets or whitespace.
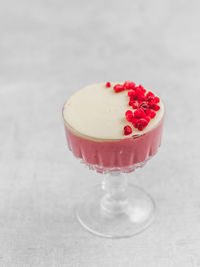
0,0,200,266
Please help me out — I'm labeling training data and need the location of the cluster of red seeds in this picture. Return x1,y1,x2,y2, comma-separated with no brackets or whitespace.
106,81,160,135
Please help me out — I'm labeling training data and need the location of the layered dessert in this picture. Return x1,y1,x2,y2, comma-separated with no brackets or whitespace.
63,81,164,173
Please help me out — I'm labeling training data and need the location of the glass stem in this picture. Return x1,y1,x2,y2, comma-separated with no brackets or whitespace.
101,172,129,215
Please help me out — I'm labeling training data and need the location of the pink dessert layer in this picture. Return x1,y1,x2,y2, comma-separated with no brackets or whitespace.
64,116,164,173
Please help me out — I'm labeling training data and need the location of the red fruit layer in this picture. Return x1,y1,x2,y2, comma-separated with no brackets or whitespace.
64,116,164,173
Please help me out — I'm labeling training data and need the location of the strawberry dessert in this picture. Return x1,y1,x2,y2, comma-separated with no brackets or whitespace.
63,81,164,173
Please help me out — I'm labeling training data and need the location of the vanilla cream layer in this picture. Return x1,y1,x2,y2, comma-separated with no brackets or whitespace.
63,83,164,140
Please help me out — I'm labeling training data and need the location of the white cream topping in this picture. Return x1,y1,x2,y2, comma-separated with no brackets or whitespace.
63,83,164,140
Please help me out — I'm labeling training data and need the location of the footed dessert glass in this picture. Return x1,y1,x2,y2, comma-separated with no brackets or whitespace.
62,81,164,238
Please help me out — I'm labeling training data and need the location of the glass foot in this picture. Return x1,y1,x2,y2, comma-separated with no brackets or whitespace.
76,184,155,238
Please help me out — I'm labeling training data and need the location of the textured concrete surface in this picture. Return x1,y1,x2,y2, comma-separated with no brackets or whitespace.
0,0,200,266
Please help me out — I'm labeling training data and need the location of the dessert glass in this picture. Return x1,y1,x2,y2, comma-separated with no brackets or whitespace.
63,108,164,238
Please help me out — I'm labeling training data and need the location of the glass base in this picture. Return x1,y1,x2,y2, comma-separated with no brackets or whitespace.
76,184,155,238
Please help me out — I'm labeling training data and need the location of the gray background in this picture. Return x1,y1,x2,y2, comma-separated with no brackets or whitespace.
0,0,200,266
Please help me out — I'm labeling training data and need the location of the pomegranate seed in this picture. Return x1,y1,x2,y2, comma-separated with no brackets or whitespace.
105,82,111,88
113,84,124,93
135,118,149,131
134,108,146,119
123,81,136,90
124,125,133,135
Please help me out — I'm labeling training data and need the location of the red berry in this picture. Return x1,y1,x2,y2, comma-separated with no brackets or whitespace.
125,110,133,116
125,110,134,122
146,96,155,103
145,109,151,116
135,87,145,97
105,82,111,88
145,116,151,123
129,100,134,106
138,85,146,93
113,84,124,93
146,91,155,98
123,81,136,90
150,104,160,111
148,99,156,106
126,114,134,122
150,110,156,118
124,125,132,135
132,102,138,109
128,90,136,97
145,109,156,118
132,117,139,127
129,99,138,108
135,118,149,131
133,108,146,119
137,94,146,101
154,96,160,103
